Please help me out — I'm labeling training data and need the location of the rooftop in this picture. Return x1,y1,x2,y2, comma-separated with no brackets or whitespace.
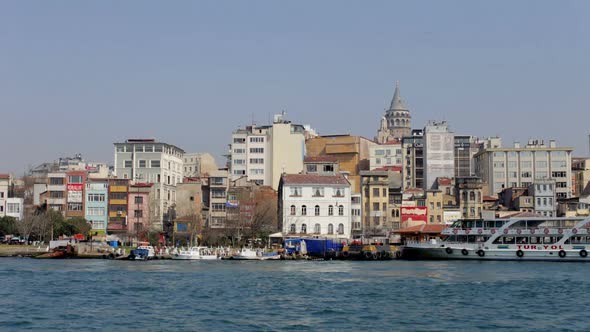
281,173,350,186
304,156,338,163
395,224,447,234
0,174,10,180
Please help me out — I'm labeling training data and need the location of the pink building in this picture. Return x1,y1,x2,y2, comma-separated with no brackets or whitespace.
127,183,154,236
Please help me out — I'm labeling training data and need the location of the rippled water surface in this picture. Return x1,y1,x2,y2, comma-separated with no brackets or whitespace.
1,258,590,331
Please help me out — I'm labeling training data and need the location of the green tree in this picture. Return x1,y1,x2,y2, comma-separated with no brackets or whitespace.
54,217,91,238
0,216,18,236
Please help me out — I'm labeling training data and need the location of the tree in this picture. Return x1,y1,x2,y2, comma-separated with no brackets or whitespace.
0,216,18,236
54,217,91,238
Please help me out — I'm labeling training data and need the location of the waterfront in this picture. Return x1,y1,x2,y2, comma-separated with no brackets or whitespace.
1,259,590,331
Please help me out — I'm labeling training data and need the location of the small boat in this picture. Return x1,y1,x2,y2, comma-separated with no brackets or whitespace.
172,247,219,260
129,245,155,260
232,248,280,260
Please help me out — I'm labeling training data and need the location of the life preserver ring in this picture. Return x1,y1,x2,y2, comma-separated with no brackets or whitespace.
342,251,350,258
544,228,550,234
558,228,564,234
445,247,453,255
517,229,522,235
453,229,458,234
491,229,496,234
395,251,402,259
559,250,566,258
477,229,483,235
580,250,587,258
516,250,524,258
461,249,469,256
503,229,509,234
372,253,379,260
476,250,485,257
364,252,373,260
530,228,535,234
465,229,471,234
572,228,578,234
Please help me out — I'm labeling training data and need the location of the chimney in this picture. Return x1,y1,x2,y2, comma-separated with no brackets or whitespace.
549,140,556,148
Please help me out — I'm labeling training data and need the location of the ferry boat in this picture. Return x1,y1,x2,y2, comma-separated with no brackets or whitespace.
401,216,590,261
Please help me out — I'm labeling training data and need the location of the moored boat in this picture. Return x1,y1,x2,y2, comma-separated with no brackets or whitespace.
129,244,155,260
401,216,590,261
172,247,218,260
232,248,280,260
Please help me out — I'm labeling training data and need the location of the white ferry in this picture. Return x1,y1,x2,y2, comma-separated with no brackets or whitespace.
401,216,590,261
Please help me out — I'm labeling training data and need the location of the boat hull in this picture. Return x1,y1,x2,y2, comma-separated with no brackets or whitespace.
401,246,590,262
172,255,218,260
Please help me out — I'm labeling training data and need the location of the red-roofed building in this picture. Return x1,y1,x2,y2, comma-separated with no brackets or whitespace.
278,173,352,239
395,223,447,243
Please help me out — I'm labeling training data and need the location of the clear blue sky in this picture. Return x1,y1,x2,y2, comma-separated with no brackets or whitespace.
1,1,589,174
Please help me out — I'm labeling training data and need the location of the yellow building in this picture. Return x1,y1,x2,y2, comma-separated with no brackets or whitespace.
306,135,377,194
425,190,444,224
360,170,390,236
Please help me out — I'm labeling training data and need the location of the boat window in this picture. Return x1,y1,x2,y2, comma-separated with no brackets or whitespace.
450,221,461,228
516,237,528,244
567,237,587,244
495,221,505,228
541,236,563,244
475,220,483,228
504,236,515,244
512,220,527,228
530,237,540,244
493,237,503,244
484,220,495,229
467,235,477,243
456,235,467,242
464,221,474,229
475,236,488,243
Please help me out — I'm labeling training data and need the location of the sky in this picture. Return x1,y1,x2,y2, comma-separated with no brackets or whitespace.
1,1,589,174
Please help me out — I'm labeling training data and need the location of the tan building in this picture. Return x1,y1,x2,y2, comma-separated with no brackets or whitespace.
425,190,444,224
360,170,390,236
456,177,483,219
306,135,377,194
183,153,218,178
206,170,229,228
573,158,590,196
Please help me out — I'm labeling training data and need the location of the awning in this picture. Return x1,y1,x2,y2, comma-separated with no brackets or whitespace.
269,232,284,238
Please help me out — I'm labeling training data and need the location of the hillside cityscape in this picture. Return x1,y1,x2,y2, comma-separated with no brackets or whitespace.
1,82,588,247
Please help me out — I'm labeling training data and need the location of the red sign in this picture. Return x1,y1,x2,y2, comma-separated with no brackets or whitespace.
401,206,428,223
67,184,83,191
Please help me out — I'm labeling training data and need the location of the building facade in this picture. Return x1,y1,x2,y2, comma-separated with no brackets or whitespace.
529,179,557,217
360,170,390,235
474,139,573,198
456,177,483,220
207,170,229,229
114,138,185,223
369,140,403,171
5,198,24,221
572,158,590,196
228,114,307,189
306,135,376,194
454,135,480,178
402,130,424,190
376,82,412,142
65,171,86,219
183,153,218,178
47,172,67,214
0,174,8,217
128,183,154,236
279,174,351,239
85,179,109,231
107,179,129,234
424,121,455,190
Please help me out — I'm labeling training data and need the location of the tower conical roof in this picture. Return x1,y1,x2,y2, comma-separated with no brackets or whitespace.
389,81,407,111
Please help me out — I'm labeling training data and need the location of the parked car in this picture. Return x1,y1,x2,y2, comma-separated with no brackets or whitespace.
9,237,25,245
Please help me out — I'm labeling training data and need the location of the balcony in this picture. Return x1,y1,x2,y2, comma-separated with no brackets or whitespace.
109,211,127,218
107,222,127,231
110,186,128,193
110,199,127,205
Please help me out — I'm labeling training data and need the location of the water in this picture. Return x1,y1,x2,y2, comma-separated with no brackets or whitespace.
1,258,590,331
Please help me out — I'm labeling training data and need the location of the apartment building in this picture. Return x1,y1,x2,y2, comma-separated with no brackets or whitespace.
85,179,109,231
402,129,424,190
369,139,403,171
424,121,455,190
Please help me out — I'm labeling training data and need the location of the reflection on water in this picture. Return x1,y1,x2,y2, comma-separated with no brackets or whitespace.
1,258,590,331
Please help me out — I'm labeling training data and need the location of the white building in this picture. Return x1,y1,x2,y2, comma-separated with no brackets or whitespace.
229,113,308,190
424,121,455,189
5,198,24,221
278,174,351,239
529,179,557,217
369,140,403,171
114,138,185,221
0,174,9,217
474,139,573,198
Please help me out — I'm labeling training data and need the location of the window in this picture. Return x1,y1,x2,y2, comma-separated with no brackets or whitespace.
312,187,324,197
314,223,321,234
88,194,105,202
6,203,20,214
234,170,246,175
337,223,344,234
249,136,264,143
234,148,246,154
338,205,344,216
551,161,567,168
212,203,226,211
323,165,334,172
289,187,301,197
87,207,105,216
211,189,226,198
301,205,307,215
521,161,532,168
249,158,264,164
290,224,296,233
328,205,334,216
68,203,83,211
50,191,64,198
138,160,146,168
234,159,246,165
375,149,385,156
307,165,317,173
373,188,380,197
151,160,161,168
233,138,246,144
124,160,132,168
154,145,163,152
301,224,307,234
551,171,567,178
290,205,296,215
334,188,344,197
315,205,320,216
376,158,381,165
536,161,547,168
249,148,264,154
134,196,143,204
145,145,153,152
50,177,64,185
68,175,83,184
469,192,475,201
493,162,504,168
508,161,517,168
328,224,334,234
134,210,143,218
